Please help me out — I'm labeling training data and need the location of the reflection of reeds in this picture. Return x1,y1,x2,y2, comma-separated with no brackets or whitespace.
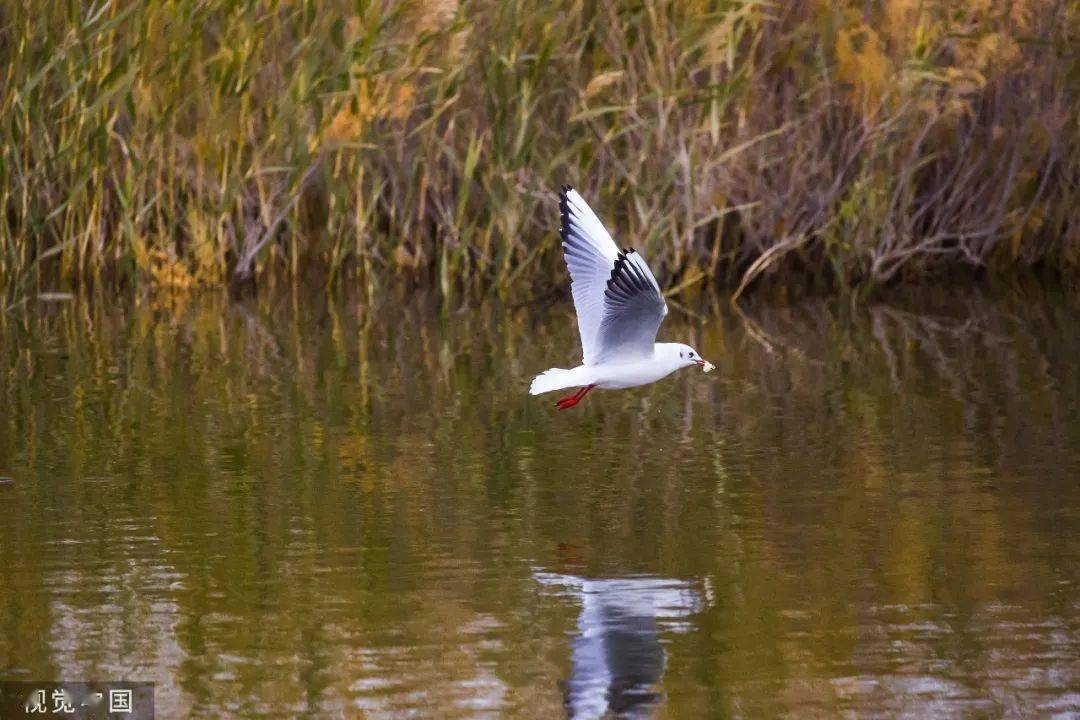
2,290,1080,716
2,1,1077,308
729,290,1080,471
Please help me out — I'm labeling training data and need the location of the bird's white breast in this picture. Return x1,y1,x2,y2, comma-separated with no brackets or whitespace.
590,356,681,389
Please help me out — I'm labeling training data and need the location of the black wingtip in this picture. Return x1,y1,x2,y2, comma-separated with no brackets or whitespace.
558,186,572,244
609,250,629,284
604,247,655,306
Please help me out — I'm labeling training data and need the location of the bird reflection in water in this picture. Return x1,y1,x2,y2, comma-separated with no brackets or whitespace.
534,570,709,719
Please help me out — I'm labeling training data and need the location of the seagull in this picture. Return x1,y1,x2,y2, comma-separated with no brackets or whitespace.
530,186,714,410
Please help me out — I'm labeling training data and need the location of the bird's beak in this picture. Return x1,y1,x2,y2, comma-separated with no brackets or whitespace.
696,359,715,373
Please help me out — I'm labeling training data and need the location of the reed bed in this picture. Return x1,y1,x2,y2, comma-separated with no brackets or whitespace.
2,0,1078,307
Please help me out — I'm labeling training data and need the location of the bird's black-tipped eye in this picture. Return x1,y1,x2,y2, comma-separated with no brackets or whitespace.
689,351,695,358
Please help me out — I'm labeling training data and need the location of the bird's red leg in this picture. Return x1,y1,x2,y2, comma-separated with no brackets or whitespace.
556,384,595,410
555,387,585,409
555,388,584,410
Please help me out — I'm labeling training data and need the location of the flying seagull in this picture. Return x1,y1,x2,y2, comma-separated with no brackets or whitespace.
530,186,714,410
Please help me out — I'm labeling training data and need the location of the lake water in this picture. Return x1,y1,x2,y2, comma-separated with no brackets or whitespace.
1,290,1079,718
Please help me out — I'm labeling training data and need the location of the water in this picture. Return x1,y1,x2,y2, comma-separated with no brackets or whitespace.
1,290,1079,719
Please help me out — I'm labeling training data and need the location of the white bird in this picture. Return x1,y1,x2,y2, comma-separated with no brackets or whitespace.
531,186,714,410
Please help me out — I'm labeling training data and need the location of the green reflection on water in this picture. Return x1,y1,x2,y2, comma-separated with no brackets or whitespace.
1,291,1079,718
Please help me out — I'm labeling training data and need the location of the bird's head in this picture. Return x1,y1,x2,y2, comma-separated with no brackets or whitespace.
671,343,715,372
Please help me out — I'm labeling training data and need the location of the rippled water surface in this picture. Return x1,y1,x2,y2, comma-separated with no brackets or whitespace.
1,291,1079,718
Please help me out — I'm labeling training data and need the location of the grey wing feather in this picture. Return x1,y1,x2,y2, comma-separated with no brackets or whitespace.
559,186,620,365
594,248,668,363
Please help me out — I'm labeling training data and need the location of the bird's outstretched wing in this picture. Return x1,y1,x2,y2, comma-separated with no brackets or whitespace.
594,247,667,363
560,186,619,364
558,186,667,365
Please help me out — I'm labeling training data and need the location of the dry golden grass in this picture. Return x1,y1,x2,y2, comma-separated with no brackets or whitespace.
1,0,1077,308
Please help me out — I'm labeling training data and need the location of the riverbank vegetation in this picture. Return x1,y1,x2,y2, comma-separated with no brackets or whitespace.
2,0,1077,307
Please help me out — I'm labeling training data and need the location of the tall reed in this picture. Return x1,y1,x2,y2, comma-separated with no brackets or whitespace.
2,0,1077,307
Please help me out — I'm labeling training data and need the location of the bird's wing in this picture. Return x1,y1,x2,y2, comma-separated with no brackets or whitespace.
559,186,620,364
593,248,668,363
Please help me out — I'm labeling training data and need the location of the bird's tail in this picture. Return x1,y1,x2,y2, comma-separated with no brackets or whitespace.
530,367,586,395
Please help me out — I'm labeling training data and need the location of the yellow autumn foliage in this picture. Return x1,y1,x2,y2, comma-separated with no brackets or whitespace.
835,24,890,116
322,78,417,149
834,0,1045,122
583,71,624,102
